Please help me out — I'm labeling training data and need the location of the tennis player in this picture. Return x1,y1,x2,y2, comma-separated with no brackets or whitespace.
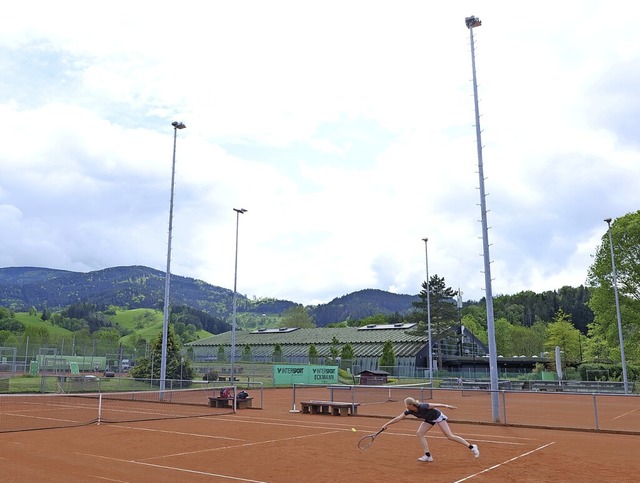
381,397,480,462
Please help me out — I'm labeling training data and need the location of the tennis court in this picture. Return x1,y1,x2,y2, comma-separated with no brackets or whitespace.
1,387,639,482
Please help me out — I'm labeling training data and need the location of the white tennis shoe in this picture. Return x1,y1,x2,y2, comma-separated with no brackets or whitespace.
471,445,480,458
418,454,433,462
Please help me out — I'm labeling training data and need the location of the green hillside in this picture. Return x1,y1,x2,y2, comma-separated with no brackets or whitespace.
12,308,212,347
109,308,162,332
14,312,73,337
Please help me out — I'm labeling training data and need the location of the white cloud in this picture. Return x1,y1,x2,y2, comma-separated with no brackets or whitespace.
1,2,639,307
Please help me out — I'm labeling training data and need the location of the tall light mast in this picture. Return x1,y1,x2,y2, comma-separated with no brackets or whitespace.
466,15,500,422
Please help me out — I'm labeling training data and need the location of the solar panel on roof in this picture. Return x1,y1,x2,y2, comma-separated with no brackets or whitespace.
250,327,300,334
357,323,417,330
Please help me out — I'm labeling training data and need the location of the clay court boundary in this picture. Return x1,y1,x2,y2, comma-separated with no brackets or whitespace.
1,388,639,482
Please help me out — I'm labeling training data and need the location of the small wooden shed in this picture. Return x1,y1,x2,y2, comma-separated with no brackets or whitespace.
358,369,389,385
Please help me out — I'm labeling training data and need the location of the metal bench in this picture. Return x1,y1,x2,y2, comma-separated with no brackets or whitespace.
531,381,631,393
460,380,516,394
531,382,564,392
300,400,360,416
564,382,630,394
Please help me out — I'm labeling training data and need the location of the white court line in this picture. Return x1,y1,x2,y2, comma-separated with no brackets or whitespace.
115,417,348,437
215,415,532,447
205,414,536,443
87,417,542,480
76,452,268,482
117,415,531,450
113,417,527,461
138,430,343,461
381,431,526,447
110,424,244,442
227,413,540,439
453,442,556,482
613,408,639,420
453,431,537,441
87,475,128,482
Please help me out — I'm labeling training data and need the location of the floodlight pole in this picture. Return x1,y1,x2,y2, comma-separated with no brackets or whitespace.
457,288,463,357
422,238,433,385
230,208,247,383
604,218,629,394
160,121,186,395
466,15,500,422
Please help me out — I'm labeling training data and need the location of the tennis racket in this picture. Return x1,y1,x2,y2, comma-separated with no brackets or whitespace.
357,427,386,451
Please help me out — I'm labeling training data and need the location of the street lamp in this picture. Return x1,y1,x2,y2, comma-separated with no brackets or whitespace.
160,121,186,395
604,218,629,394
466,15,500,422
422,238,433,385
230,208,247,383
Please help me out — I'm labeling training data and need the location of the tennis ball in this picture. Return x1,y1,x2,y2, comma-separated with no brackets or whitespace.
351,428,357,432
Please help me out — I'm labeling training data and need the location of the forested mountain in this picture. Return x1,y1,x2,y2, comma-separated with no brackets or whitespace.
0,266,295,319
309,289,419,326
0,267,72,285
0,266,594,330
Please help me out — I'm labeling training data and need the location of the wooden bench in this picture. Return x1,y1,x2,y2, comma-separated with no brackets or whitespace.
300,400,360,416
208,397,253,409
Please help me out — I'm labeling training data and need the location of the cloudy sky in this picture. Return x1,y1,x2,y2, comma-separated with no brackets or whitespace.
1,1,639,306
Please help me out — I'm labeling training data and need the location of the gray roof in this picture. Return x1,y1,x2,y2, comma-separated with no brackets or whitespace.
188,326,430,358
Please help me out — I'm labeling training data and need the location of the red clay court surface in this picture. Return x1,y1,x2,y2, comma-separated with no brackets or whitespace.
1,388,639,482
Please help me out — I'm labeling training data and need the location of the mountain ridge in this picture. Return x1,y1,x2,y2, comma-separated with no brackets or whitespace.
0,266,418,326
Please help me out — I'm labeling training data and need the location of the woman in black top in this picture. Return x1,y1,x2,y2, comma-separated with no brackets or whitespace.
381,397,480,462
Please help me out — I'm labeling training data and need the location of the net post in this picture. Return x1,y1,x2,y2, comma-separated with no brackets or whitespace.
97,392,102,425
289,383,300,413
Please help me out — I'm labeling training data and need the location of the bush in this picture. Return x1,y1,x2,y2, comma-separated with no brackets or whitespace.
203,370,218,382
577,363,640,382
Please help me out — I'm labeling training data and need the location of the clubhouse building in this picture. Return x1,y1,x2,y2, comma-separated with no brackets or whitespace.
188,323,544,378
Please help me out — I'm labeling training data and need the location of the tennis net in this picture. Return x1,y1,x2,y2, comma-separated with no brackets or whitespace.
0,386,232,433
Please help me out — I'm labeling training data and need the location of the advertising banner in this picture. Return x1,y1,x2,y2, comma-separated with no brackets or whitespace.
273,364,338,385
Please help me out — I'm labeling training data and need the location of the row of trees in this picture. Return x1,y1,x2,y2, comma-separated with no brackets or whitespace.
307,210,639,378
587,211,640,365
399,211,640,375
